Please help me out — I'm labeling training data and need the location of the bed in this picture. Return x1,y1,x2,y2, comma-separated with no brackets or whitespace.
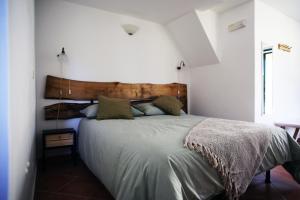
77,115,299,200
44,75,300,200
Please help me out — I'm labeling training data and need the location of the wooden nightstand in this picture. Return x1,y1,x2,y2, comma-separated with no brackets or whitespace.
42,128,77,169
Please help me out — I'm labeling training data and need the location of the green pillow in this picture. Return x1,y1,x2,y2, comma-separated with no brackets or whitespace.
153,96,183,116
97,96,133,120
133,103,165,116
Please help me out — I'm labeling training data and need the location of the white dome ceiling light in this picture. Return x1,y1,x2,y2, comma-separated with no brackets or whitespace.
122,24,139,36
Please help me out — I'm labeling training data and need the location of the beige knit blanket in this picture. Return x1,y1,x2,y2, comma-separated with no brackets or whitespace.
184,118,273,199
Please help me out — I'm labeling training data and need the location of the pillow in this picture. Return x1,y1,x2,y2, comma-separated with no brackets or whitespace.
97,96,133,120
133,102,165,116
80,104,98,119
131,106,145,117
153,96,183,116
180,109,186,115
81,104,144,118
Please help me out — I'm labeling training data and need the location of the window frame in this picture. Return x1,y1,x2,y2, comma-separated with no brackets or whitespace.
261,47,273,116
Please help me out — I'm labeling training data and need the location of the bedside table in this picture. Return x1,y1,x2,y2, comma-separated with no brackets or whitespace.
42,128,77,169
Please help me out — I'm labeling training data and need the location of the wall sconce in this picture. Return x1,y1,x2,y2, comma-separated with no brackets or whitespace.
177,61,186,70
122,24,139,36
56,47,71,95
57,47,66,57
278,44,292,52
228,20,246,32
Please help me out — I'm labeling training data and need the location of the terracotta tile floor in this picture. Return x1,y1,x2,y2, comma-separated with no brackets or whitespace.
35,156,300,200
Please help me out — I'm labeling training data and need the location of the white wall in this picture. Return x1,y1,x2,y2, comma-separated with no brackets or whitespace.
8,0,36,199
255,0,300,124
190,1,255,121
35,0,185,152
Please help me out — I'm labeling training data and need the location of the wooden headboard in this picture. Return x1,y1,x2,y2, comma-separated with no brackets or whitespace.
44,75,188,120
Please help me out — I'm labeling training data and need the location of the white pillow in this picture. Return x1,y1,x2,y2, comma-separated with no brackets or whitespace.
80,104,98,119
80,104,145,119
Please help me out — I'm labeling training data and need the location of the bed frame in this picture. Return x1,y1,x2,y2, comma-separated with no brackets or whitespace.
44,75,188,120
44,75,274,193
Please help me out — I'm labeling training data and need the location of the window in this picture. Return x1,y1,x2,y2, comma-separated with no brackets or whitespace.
262,47,273,115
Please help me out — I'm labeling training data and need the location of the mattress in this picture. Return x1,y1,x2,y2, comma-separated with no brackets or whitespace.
78,115,298,200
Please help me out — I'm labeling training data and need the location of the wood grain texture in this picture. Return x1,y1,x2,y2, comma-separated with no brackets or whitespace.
44,75,187,120
44,103,91,120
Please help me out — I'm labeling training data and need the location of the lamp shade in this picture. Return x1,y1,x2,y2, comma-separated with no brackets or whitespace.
122,24,139,35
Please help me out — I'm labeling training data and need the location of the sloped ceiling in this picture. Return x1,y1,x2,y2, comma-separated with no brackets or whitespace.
63,0,245,24
260,0,300,22
167,11,220,68
61,0,299,69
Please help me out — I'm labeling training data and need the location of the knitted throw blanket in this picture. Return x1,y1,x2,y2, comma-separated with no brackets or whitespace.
184,118,273,199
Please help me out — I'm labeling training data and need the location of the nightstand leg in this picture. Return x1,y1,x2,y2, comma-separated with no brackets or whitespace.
265,170,271,184
73,133,77,165
42,147,46,170
72,146,77,166
42,134,46,170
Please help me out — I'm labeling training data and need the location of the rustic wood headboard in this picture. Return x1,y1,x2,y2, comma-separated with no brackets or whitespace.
44,75,188,120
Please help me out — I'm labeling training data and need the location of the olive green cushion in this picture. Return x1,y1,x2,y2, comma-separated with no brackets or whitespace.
153,96,183,116
97,96,133,120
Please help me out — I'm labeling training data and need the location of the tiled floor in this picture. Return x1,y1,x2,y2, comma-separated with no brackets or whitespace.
34,156,300,200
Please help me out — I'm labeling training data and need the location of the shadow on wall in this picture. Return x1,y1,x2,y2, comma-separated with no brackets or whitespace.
0,0,9,199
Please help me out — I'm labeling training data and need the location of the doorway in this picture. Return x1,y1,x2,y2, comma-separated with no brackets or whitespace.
0,0,9,199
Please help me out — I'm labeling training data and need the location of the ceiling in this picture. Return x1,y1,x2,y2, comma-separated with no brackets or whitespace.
261,0,300,22
63,0,300,23
63,0,247,24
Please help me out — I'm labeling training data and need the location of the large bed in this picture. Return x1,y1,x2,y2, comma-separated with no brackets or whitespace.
44,75,300,200
78,115,299,200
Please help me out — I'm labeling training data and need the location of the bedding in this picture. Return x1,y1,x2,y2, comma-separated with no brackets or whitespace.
185,118,274,199
78,115,300,200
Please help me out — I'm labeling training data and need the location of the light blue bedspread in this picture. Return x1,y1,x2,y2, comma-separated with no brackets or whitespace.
78,115,300,200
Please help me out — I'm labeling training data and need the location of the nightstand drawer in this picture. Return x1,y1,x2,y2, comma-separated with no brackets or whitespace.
42,128,77,169
46,139,73,147
45,133,74,148
46,133,73,141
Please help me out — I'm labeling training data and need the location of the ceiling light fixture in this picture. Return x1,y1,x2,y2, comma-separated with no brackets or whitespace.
122,24,139,36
